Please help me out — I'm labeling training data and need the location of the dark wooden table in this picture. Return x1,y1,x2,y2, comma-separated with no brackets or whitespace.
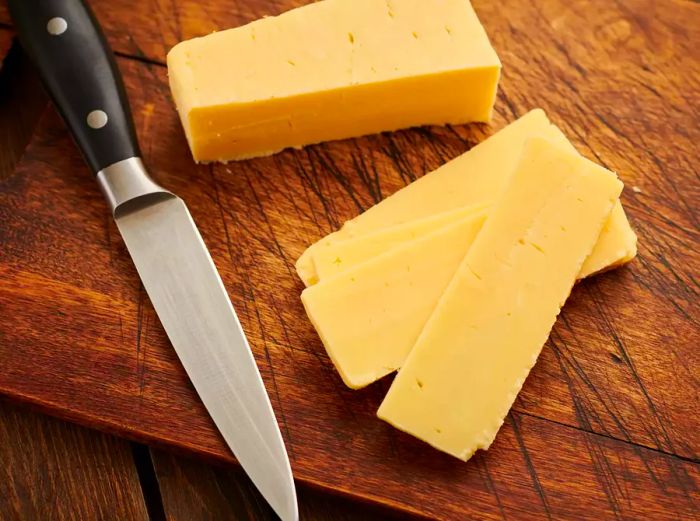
0,35,398,521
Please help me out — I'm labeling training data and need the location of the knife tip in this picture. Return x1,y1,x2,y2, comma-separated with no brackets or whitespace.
283,504,299,521
272,479,298,521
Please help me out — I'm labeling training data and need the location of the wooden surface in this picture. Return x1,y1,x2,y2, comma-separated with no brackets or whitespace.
0,404,393,521
0,33,46,180
0,34,414,521
0,0,698,519
0,400,149,521
0,35,151,521
0,35,407,521
151,450,402,520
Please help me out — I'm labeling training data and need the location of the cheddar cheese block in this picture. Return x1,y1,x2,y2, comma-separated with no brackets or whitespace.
377,138,623,460
302,211,485,389
296,109,637,286
312,203,489,281
167,0,501,162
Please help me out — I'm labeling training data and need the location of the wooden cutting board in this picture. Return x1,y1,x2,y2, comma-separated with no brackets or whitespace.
0,1,698,518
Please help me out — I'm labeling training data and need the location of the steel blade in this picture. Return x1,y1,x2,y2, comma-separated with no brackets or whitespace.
115,195,297,521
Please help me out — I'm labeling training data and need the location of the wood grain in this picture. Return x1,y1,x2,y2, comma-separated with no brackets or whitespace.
0,400,149,521
0,0,698,518
0,37,48,181
151,450,405,520
0,37,150,521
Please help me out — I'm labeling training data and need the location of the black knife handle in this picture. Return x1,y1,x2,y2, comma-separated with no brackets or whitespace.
8,0,141,174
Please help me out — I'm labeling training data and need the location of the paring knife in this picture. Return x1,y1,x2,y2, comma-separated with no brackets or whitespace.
8,1,298,519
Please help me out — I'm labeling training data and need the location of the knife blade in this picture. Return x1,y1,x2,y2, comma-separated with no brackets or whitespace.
8,1,298,519
107,160,299,521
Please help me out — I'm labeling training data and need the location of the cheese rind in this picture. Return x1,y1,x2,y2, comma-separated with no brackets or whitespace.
301,212,485,389
377,138,623,460
295,109,636,286
312,203,489,281
167,0,501,162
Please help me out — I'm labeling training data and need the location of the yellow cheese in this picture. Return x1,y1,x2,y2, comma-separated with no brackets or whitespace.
580,202,637,275
301,212,486,389
377,138,623,460
167,0,501,162
296,109,637,286
312,203,489,281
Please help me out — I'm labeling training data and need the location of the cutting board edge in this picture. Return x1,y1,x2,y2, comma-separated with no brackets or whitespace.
0,386,433,519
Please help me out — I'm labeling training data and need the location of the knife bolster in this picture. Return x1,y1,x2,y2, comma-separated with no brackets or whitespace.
97,157,172,217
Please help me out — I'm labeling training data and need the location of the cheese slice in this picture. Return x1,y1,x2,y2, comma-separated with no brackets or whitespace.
377,138,623,460
302,212,486,389
296,109,637,286
580,202,637,275
312,203,489,281
167,0,501,162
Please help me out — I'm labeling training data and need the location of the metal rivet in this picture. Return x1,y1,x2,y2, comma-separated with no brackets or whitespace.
87,110,108,129
46,17,68,36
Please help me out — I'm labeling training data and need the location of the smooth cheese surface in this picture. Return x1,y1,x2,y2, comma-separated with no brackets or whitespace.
296,109,636,285
167,0,500,161
302,212,485,389
312,203,489,281
377,138,623,460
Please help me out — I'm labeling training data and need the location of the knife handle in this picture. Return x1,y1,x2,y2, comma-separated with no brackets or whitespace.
8,0,141,174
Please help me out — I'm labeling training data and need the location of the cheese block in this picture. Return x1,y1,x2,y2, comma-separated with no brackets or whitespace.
167,0,501,162
302,212,486,389
296,109,637,286
377,138,623,460
312,203,489,281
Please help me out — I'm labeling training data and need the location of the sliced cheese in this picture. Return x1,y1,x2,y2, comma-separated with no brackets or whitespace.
580,202,637,275
302,212,486,389
296,109,636,286
167,0,501,162
312,203,489,281
377,138,623,460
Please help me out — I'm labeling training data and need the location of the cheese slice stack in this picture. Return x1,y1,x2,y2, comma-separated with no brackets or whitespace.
296,109,637,285
302,209,486,388
378,138,623,460
167,0,501,162
300,109,637,392
311,203,490,281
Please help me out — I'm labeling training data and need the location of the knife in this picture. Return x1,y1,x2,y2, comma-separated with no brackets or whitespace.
7,1,298,519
